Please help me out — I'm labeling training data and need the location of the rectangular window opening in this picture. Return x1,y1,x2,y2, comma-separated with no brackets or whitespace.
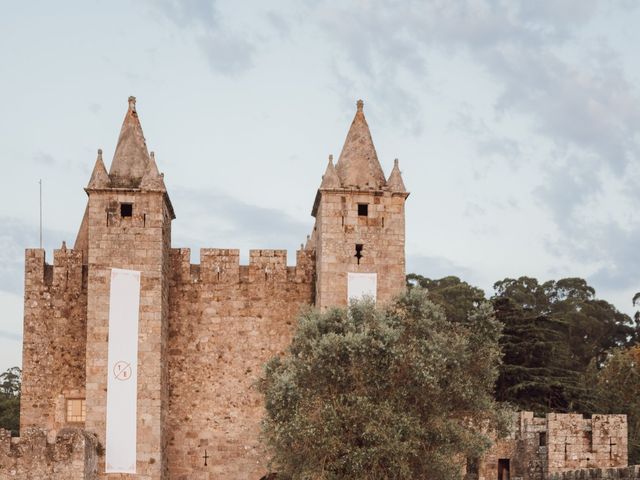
66,398,86,423
120,203,133,217
539,432,547,447
357,203,368,217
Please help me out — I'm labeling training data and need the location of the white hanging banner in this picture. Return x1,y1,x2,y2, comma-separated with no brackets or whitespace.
347,272,377,302
105,268,140,474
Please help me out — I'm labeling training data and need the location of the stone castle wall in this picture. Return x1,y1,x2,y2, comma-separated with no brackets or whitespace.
21,248,87,434
549,466,640,479
0,427,97,479
165,247,315,479
475,412,628,480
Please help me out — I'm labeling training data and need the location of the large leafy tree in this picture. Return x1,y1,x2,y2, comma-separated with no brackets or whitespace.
493,277,637,413
0,367,21,436
259,289,507,480
587,346,640,464
406,274,486,325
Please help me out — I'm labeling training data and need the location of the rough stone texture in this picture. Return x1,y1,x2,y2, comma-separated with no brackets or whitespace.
312,188,407,309
473,412,629,480
165,248,314,479
21,247,87,435
549,466,640,479
0,427,98,479
84,188,173,480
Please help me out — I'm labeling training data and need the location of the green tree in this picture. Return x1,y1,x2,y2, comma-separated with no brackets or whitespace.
0,366,20,436
493,277,637,413
634,292,640,324
259,289,508,480
587,346,640,464
406,274,486,325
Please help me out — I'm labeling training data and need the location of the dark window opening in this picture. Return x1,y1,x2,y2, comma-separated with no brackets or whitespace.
586,431,593,451
467,457,479,474
498,459,510,480
121,203,133,217
357,203,368,216
539,432,547,447
355,244,364,264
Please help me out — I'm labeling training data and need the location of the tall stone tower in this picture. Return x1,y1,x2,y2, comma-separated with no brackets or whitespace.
82,97,174,479
311,100,409,309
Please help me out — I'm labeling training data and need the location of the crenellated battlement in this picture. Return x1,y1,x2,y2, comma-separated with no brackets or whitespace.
25,247,86,290
169,248,315,285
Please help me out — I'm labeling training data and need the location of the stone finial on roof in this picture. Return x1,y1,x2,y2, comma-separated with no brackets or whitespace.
140,151,167,192
108,95,150,188
87,149,111,189
386,158,406,193
320,154,341,189
335,99,386,190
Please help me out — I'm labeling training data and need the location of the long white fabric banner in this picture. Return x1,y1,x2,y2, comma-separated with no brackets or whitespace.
347,272,377,302
105,268,140,474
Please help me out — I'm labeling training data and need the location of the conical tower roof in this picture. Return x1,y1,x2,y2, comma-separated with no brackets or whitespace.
387,158,406,193
335,100,386,189
319,154,341,189
108,96,150,187
87,149,110,189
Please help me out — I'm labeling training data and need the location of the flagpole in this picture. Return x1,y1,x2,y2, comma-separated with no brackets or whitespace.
39,179,42,249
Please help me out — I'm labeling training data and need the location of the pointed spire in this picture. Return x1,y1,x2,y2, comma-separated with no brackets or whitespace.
87,149,111,189
140,151,167,191
108,95,150,187
387,158,406,193
320,154,341,189
335,100,386,190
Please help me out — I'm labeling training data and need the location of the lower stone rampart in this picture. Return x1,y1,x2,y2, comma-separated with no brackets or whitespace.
0,427,98,479
549,466,640,479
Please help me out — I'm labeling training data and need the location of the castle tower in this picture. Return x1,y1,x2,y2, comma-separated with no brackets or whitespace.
84,97,174,478
311,100,409,309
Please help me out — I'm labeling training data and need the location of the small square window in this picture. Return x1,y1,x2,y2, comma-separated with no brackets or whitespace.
121,203,133,217
357,204,368,216
66,398,86,423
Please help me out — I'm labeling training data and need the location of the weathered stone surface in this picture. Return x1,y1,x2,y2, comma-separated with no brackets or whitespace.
0,427,98,479
473,412,629,480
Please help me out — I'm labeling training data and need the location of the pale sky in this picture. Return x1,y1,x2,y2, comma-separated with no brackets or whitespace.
1,1,639,372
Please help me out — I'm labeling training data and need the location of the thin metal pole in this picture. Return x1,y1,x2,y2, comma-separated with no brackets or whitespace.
39,179,42,249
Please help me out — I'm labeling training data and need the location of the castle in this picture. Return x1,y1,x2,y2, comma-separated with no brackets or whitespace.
0,98,630,480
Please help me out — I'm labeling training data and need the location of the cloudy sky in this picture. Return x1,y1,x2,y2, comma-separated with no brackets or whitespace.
1,0,639,372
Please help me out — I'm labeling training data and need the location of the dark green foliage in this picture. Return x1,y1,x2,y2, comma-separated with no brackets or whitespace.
634,292,640,324
406,274,485,325
0,367,20,436
259,289,507,480
492,277,638,414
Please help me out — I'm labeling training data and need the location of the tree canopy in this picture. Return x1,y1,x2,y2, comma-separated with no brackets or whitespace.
0,366,20,436
406,274,638,415
259,289,507,480
493,277,638,413
587,346,640,464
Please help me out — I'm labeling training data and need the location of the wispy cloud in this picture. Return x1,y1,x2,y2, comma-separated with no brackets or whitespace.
146,0,256,75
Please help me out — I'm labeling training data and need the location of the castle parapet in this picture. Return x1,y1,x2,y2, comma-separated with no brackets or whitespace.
169,248,315,285
25,247,85,291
